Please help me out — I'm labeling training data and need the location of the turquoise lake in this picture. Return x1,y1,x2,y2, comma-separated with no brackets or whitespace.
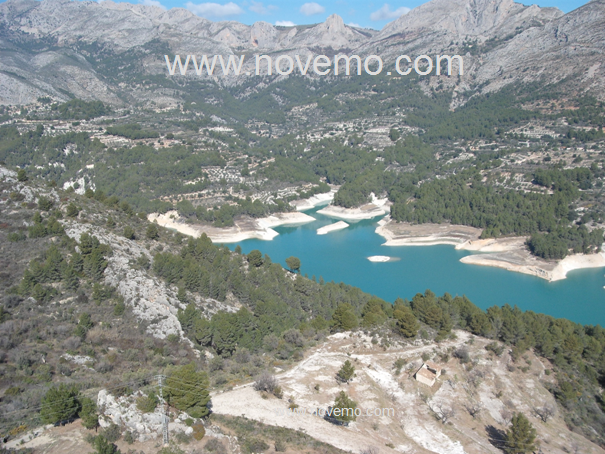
226,208,605,326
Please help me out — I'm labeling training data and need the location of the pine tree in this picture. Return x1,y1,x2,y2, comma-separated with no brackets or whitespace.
337,360,356,383
165,363,210,418
63,265,80,291
17,169,28,182
66,203,79,218
247,250,263,267
285,256,301,273
91,435,121,454
331,303,358,332
79,397,99,430
40,384,81,424
331,391,357,424
146,223,159,240
504,412,537,454
394,306,420,338
19,269,36,295
84,250,107,280
123,226,136,240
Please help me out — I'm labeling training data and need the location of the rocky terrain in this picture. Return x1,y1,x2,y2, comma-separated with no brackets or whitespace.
0,0,604,105
6,330,605,454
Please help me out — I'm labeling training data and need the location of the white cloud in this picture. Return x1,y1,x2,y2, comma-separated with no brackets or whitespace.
370,3,410,21
300,2,325,16
139,0,167,8
185,1,244,18
276,20,296,26
347,22,360,27
249,1,277,14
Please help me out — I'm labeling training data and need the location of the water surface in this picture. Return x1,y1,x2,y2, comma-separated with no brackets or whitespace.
227,208,605,326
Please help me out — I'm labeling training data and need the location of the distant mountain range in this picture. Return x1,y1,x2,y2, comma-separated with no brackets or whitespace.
0,0,603,105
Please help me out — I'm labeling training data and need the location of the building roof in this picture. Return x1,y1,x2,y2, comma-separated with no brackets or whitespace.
425,361,441,371
416,367,437,381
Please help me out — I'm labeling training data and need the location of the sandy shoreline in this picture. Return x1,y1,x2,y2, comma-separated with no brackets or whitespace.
317,193,391,221
377,217,605,282
290,189,336,211
148,210,315,243
317,221,348,235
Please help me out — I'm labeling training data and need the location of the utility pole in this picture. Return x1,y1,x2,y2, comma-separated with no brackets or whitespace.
155,374,169,446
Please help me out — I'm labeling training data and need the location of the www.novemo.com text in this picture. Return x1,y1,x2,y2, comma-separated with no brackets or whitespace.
164,54,463,77
272,406,396,418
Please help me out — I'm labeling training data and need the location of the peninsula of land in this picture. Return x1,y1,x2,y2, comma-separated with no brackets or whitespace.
317,193,391,221
148,210,315,243
377,217,605,282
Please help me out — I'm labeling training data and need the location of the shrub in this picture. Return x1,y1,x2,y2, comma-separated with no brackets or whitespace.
40,384,81,424
123,226,136,240
136,391,158,413
17,169,27,182
245,438,269,453
485,342,505,357
254,371,278,394
101,423,121,443
205,438,226,453
453,346,470,364
275,439,287,452
38,196,54,211
192,422,205,441
123,431,135,444
8,232,26,242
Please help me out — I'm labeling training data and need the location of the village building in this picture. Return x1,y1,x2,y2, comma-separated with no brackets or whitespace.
414,361,442,387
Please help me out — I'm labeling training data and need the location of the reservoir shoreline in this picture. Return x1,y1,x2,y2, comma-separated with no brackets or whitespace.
376,216,605,282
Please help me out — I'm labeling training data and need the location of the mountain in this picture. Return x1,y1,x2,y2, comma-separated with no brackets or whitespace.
0,0,603,106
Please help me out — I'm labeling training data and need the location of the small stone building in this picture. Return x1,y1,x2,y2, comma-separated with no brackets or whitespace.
414,361,442,387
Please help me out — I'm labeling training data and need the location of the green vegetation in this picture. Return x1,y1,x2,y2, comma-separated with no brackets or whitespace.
504,413,537,454
40,384,81,424
48,99,110,121
330,391,357,424
390,167,604,259
336,360,355,383
105,124,159,140
165,363,211,418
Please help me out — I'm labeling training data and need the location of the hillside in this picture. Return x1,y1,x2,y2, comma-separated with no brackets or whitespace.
2,168,605,453
0,0,603,105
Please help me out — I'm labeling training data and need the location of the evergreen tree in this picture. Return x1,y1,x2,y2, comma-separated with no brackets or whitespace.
285,256,301,273
146,223,159,240
91,434,121,454
393,306,420,338
40,384,81,424
331,391,357,424
63,265,80,291
79,397,99,430
83,249,107,280
247,250,263,267
504,413,537,454
123,226,136,240
337,360,356,383
17,169,28,182
66,203,79,218
193,317,213,346
165,363,210,418
331,303,358,332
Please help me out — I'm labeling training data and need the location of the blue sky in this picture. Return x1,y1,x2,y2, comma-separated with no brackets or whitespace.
10,0,587,29
132,0,590,29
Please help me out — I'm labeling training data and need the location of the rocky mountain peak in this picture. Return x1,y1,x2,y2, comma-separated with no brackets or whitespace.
378,0,563,40
324,13,346,33
250,21,279,48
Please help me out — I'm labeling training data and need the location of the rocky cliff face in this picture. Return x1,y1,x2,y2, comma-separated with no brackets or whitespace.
0,0,602,105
